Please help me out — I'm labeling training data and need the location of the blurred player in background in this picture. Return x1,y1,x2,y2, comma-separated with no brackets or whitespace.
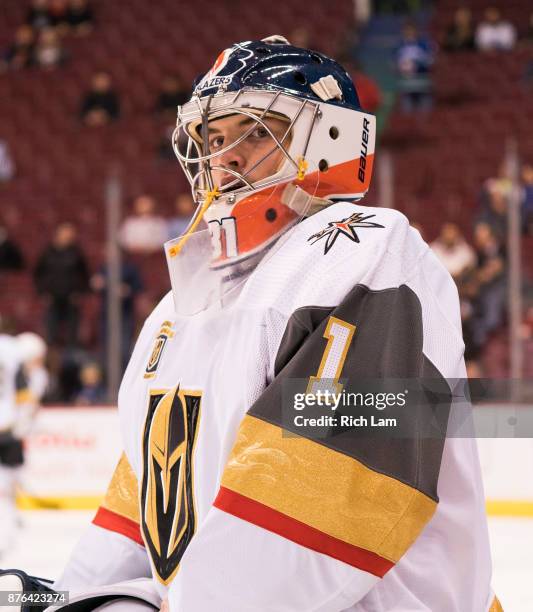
14,333,48,437
0,331,24,558
0,331,46,559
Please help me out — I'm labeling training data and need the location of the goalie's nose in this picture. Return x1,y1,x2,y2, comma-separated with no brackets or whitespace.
216,147,246,183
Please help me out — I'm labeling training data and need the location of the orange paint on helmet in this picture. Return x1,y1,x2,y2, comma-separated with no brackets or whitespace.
209,153,375,265
210,183,299,266
211,50,228,74
312,155,375,199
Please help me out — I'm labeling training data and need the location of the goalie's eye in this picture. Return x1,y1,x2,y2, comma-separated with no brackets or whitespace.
251,125,269,139
209,135,225,150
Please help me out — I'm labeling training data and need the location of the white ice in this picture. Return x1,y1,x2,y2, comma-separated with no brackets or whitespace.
1,512,531,610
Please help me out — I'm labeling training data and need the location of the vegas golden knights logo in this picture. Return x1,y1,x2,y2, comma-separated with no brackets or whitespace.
144,321,174,379
141,386,201,584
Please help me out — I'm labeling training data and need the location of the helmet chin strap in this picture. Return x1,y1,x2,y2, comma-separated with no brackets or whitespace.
283,158,331,216
281,182,332,216
296,157,308,180
171,186,220,257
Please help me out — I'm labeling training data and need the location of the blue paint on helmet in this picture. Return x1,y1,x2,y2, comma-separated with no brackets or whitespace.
193,39,361,111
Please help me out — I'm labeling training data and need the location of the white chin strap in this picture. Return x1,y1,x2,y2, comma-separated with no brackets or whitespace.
281,183,332,216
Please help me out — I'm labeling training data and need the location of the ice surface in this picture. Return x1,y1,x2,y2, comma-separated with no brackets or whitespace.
1,512,531,610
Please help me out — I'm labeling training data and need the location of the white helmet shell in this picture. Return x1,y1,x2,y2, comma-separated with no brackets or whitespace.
17,332,47,363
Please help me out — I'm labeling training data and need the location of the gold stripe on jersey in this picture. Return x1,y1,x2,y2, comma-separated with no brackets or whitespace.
221,414,436,564
15,389,34,405
100,452,140,524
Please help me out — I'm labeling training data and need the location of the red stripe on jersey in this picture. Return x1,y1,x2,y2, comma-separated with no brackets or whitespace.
214,486,394,578
93,506,144,547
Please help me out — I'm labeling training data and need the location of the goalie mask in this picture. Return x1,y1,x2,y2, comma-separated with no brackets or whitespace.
168,35,376,314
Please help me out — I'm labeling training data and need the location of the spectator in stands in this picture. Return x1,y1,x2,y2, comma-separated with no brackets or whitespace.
469,222,507,352
154,75,190,117
443,7,475,52
483,162,513,200
119,195,168,254
373,0,424,14
1,26,35,72
524,54,533,78
523,12,533,45
66,0,94,35
353,70,382,114
157,124,176,161
0,140,15,182
80,72,120,127
460,281,478,360
522,305,533,340
523,57,533,89
352,0,371,24
74,361,105,405
475,7,516,52
521,163,533,235
395,22,435,113
154,75,188,158
33,222,90,347
289,27,311,49
465,359,483,379
478,165,511,240
0,226,24,271
167,193,196,239
154,77,189,160
91,251,144,371
44,345,88,402
47,0,69,32
339,56,382,114
478,186,508,241
430,222,476,281
33,27,67,70
26,0,53,30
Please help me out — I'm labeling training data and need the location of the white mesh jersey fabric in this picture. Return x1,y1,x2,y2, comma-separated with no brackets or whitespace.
0,334,22,430
54,525,152,592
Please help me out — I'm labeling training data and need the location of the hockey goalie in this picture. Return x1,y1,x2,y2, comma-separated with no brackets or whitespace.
1,36,503,611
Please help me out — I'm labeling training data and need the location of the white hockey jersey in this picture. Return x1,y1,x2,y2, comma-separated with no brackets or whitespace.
0,335,24,431
56,203,500,612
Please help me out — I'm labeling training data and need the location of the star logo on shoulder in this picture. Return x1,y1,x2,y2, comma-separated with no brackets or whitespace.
308,212,384,254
